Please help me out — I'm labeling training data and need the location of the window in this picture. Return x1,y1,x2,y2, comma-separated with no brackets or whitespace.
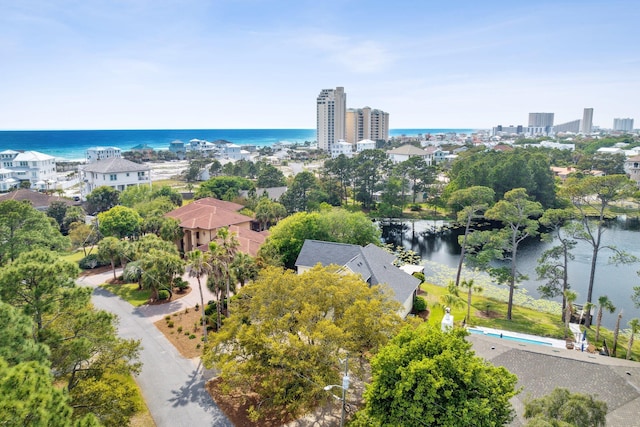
110,174,117,181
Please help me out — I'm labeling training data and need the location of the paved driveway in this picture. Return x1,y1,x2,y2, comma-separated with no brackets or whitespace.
82,270,232,427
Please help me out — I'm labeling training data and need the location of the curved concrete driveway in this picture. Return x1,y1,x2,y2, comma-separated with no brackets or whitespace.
81,270,231,427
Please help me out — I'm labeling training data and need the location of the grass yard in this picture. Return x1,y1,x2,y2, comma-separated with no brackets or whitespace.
420,282,640,360
101,283,152,307
60,250,86,264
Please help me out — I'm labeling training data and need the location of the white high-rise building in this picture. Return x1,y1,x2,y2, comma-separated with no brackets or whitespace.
316,87,346,152
346,107,390,144
613,118,634,132
581,108,594,134
528,113,554,127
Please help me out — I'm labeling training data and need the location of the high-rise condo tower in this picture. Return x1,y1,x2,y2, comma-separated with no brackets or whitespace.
581,108,594,134
316,87,346,152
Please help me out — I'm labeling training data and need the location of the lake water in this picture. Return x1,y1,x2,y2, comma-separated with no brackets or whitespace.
380,217,640,330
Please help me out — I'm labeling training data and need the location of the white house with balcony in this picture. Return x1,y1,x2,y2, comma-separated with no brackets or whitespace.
0,150,57,191
79,157,151,197
386,144,429,164
222,143,250,161
85,146,122,163
356,139,376,153
330,140,354,158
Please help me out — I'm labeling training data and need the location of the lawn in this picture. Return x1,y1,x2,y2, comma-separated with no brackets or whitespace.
60,250,86,264
419,282,640,360
101,283,152,307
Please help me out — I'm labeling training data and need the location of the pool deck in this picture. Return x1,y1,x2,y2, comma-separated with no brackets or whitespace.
467,324,640,426
468,326,567,349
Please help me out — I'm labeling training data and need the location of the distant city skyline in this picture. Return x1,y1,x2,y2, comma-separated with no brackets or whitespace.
1,1,639,131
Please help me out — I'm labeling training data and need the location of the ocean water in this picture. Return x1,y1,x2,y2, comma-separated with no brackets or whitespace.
0,128,475,162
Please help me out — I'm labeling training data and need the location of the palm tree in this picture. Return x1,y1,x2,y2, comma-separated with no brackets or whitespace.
564,290,577,340
595,295,616,342
460,279,483,325
438,282,465,318
612,310,623,358
187,249,211,343
626,318,639,360
211,227,239,315
231,252,258,288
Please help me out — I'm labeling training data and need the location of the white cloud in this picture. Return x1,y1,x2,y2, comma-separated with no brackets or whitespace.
303,33,395,73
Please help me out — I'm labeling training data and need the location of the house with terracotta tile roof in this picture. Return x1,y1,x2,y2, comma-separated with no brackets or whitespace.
164,197,267,257
0,189,79,211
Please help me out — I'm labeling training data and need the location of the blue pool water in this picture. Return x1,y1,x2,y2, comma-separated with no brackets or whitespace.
468,328,553,346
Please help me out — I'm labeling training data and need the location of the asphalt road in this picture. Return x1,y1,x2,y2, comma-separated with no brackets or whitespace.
89,280,232,427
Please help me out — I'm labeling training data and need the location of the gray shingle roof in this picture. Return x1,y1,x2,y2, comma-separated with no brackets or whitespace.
386,144,428,156
81,158,150,173
295,240,420,306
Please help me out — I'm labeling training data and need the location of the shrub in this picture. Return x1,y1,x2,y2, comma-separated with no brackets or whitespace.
167,321,174,328
174,278,189,291
413,272,425,283
413,296,427,312
188,334,196,339
78,253,109,270
204,302,216,316
165,316,171,321
177,326,183,333
409,203,422,212
158,290,170,300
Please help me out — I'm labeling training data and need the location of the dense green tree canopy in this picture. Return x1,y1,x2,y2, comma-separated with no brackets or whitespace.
203,265,403,420
359,322,518,427
256,163,286,188
0,249,80,336
0,200,70,265
86,186,119,215
354,149,389,209
0,357,75,427
0,302,50,365
97,206,142,238
258,208,381,268
524,388,607,427
447,149,557,208
194,176,254,200
280,171,326,213
0,250,141,426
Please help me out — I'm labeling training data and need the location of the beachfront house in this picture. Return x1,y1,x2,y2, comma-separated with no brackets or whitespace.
164,197,268,257
294,240,422,318
0,150,57,191
86,146,122,163
79,157,151,197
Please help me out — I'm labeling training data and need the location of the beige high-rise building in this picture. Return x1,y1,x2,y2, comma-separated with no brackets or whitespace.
581,108,594,134
345,107,389,144
316,87,346,152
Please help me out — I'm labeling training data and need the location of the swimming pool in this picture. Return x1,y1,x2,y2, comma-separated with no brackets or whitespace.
468,328,553,346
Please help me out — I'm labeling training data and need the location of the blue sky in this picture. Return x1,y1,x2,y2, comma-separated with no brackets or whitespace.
1,0,638,130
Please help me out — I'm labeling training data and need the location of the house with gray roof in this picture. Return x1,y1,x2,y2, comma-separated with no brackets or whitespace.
386,144,430,164
79,157,151,198
295,240,422,318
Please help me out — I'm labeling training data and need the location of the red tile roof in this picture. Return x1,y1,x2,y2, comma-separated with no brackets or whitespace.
165,197,251,230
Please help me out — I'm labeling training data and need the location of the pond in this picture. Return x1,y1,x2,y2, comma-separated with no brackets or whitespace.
379,217,640,330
